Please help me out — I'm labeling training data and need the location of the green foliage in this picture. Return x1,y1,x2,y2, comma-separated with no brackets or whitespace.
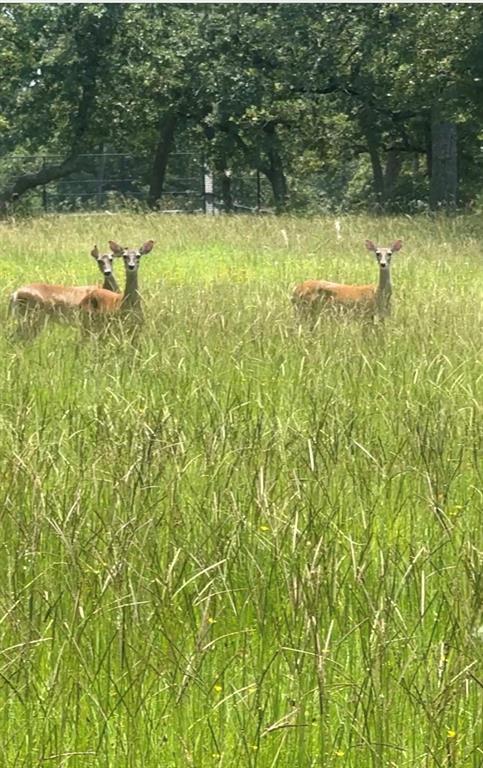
1,4,483,210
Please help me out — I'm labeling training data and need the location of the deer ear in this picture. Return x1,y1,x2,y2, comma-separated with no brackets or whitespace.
140,239,154,255
108,240,124,255
391,239,403,252
365,240,377,252
91,245,99,259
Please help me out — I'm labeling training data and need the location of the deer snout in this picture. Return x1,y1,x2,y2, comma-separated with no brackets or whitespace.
98,260,112,275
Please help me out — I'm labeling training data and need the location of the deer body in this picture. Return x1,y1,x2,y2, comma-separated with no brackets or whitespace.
11,284,99,311
10,247,120,338
292,240,401,321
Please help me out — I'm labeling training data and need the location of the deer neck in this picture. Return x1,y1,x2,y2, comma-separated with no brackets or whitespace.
121,268,141,310
376,266,392,314
102,273,120,293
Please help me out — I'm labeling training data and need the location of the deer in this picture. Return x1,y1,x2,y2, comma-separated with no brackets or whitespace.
79,239,154,330
9,245,121,339
292,239,403,322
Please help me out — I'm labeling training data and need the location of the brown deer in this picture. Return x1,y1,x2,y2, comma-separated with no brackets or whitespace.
79,239,154,329
10,245,120,339
292,239,402,322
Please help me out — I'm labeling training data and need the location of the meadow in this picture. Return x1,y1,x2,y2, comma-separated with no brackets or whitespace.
0,212,481,768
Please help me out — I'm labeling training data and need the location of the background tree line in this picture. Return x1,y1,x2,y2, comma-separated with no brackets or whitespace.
1,2,482,215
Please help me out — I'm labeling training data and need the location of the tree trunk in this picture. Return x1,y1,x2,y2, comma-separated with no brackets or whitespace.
201,118,234,213
425,120,432,179
429,121,457,211
213,148,233,213
228,122,287,212
367,136,384,204
264,161,287,214
358,109,384,205
261,123,287,213
384,150,403,200
147,112,178,209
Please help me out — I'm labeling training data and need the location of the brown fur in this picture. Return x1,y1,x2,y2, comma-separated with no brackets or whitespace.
292,280,378,318
80,287,122,314
12,283,99,312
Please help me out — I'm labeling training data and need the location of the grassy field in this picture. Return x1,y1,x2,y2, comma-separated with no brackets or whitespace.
0,212,481,768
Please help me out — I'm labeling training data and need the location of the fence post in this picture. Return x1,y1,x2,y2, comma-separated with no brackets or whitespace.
256,170,261,213
203,165,215,215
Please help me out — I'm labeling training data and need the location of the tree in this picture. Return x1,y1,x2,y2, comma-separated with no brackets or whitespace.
0,4,123,214
2,3,483,215
98,5,213,209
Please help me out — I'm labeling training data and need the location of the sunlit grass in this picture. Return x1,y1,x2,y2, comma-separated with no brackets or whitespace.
0,212,481,767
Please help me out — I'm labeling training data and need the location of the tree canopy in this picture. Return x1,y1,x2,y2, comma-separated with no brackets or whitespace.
1,2,482,214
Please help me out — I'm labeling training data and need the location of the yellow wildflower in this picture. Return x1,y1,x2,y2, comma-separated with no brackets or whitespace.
447,729,456,739
214,684,223,693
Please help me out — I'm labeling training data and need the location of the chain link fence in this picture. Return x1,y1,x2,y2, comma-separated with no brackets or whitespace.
2,152,275,214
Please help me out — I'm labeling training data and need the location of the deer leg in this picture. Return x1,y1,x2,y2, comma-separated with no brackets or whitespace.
10,302,46,341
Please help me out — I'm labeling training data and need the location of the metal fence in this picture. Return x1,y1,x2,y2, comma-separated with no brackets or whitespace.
2,152,274,214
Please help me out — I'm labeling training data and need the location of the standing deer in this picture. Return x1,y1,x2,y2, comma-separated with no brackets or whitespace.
79,239,154,329
9,245,120,339
292,239,402,322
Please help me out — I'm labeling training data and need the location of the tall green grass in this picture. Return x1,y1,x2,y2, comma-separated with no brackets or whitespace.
0,213,481,767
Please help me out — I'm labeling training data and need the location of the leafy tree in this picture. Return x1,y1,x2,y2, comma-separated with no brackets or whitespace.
1,2,483,215
0,3,123,212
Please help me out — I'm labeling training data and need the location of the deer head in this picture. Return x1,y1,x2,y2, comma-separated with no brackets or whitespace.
365,239,402,269
91,244,115,276
108,240,155,272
